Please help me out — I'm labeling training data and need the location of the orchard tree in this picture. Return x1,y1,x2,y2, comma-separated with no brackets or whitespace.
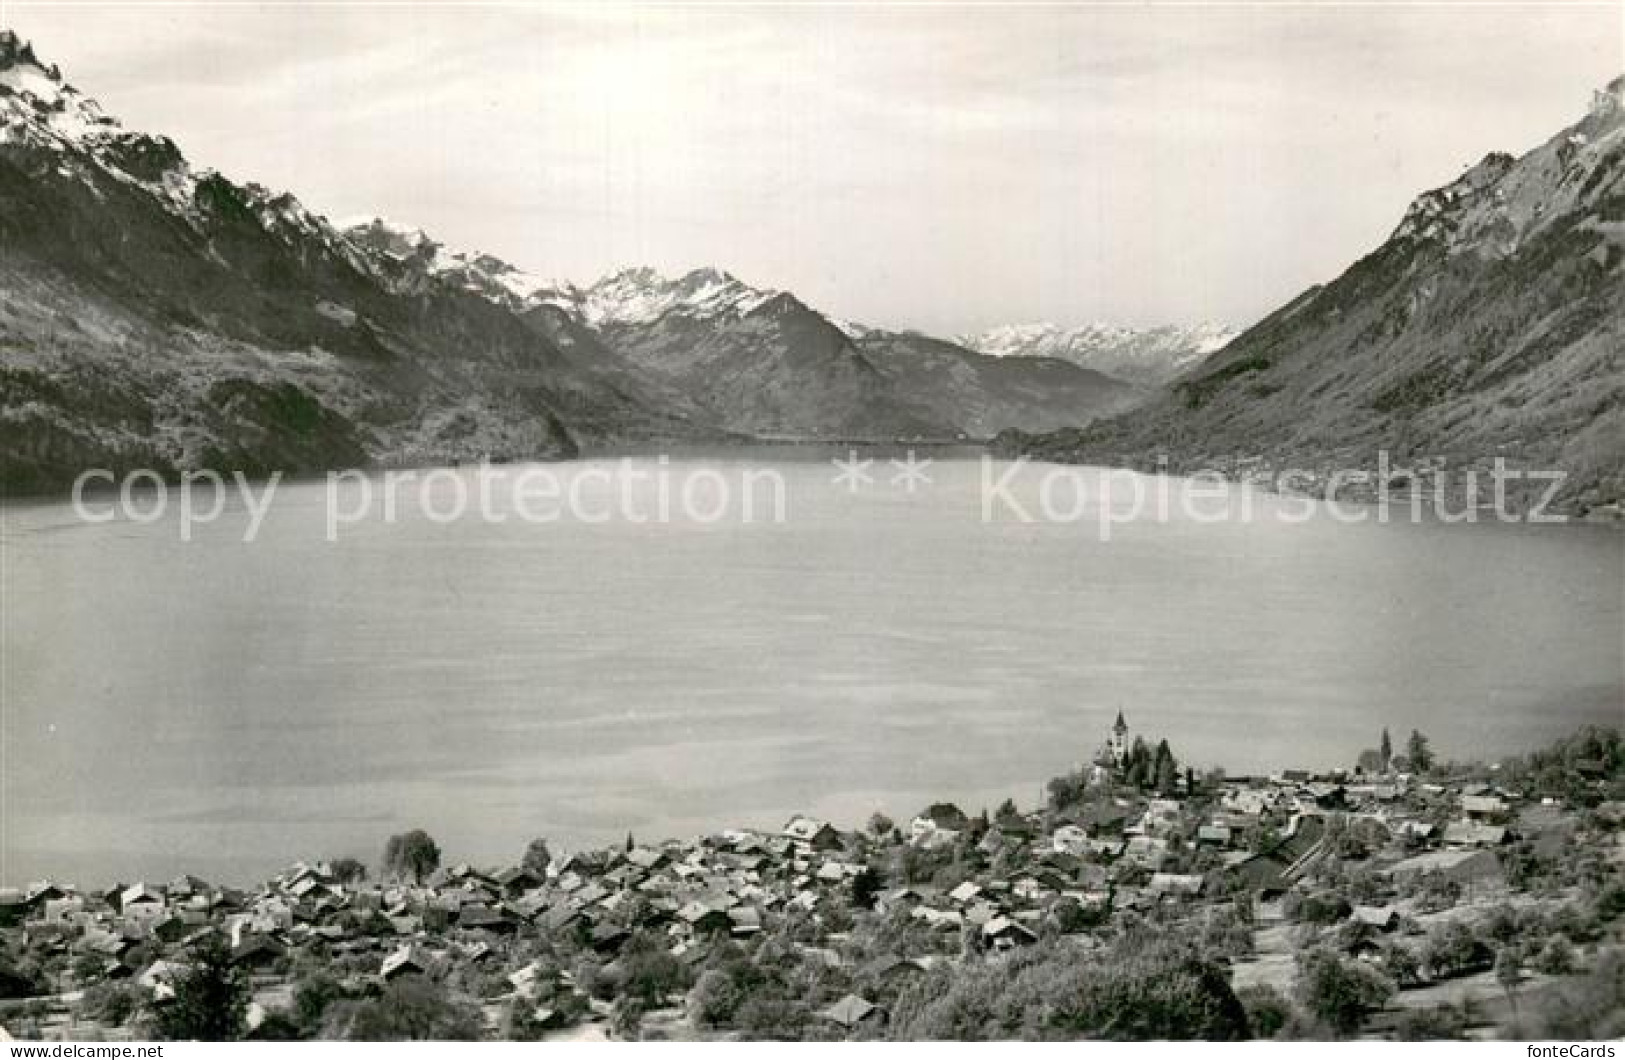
521,838,552,876
1534,935,1577,976
383,829,441,884
330,858,367,885
1295,947,1395,1036
153,934,247,1041
346,978,483,1040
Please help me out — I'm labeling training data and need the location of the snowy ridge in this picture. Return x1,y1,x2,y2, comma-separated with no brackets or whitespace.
0,30,117,147
1011,74,1625,515
1389,74,1625,256
0,31,375,272
339,218,787,329
339,216,576,306
568,266,780,327
958,321,1239,385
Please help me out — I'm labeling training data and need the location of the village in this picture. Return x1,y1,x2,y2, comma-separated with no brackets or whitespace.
1,718,1621,1041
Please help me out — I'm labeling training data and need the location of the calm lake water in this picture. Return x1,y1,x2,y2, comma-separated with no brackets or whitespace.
3,455,1621,885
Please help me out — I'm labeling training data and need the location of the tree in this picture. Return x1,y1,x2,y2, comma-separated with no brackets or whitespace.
1294,947,1395,1037
609,995,644,1039
619,939,691,1007
292,971,347,1036
1235,983,1290,1039
1383,943,1423,988
687,969,741,1028
521,838,551,876
1497,948,1523,1013
850,867,883,910
889,932,1249,1040
1153,740,1179,794
1380,729,1394,772
1394,1003,1469,1040
1423,920,1493,979
1534,935,1577,976
1407,730,1435,774
330,858,367,885
153,935,248,1041
1125,737,1152,788
866,811,895,838
81,982,143,1027
1047,770,1090,811
344,978,482,1040
382,830,441,884
1522,950,1625,1040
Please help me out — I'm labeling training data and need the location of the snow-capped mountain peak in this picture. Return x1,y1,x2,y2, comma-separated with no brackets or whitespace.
339,215,437,256
568,265,779,327
335,221,784,327
340,216,578,307
0,30,120,148
0,32,372,266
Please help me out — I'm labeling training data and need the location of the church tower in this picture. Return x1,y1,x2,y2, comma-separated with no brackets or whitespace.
1109,710,1129,765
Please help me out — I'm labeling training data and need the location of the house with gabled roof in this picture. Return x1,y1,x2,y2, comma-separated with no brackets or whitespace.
782,815,842,851
380,944,433,981
982,915,1038,949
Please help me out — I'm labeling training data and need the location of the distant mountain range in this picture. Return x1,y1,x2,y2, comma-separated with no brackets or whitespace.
3,29,1619,513
1002,76,1625,515
959,322,1238,387
0,32,1134,491
338,226,1140,441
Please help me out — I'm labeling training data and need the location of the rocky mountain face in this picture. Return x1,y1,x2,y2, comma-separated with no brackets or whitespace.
0,32,711,492
1003,77,1625,514
0,30,1140,492
959,322,1238,387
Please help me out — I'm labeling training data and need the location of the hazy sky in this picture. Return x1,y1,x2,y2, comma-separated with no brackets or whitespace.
5,2,1622,334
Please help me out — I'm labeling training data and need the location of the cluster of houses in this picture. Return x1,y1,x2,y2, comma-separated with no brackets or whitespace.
0,718,1614,1040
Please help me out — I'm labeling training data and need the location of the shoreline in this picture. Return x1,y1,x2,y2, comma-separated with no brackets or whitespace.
6,723,1619,892
3,446,1620,530
989,433,1625,525
1,723,1618,1042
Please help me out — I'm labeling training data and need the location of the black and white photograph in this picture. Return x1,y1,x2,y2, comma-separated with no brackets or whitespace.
0,0,1622,1046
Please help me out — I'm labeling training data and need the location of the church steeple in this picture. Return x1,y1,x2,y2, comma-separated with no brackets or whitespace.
1106,710,1129,766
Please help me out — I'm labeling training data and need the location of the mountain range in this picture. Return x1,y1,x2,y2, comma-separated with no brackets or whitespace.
337,225,1141,441
1001,77,1625,515
2,29,1620,514
958,322,1239,387
0,32,1135,492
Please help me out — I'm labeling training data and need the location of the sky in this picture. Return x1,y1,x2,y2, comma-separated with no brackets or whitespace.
3,1,1622,335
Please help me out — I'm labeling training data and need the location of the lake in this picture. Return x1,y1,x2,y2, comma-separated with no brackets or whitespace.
2,454,1621,885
